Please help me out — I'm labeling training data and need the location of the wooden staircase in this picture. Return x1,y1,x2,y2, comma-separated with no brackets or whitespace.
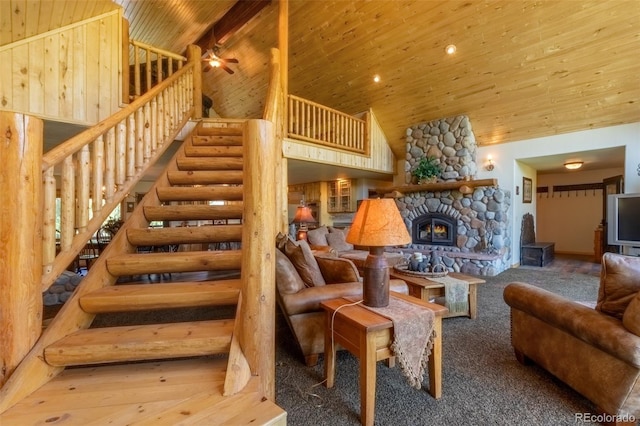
0,122,285,425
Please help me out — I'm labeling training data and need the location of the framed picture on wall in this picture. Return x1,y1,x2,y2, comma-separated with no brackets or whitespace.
523,177,533,203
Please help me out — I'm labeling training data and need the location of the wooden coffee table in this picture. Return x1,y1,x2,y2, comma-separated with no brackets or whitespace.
321,292,447,426
389,272,485,319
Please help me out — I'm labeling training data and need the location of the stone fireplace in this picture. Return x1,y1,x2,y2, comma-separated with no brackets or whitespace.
389,115,512,276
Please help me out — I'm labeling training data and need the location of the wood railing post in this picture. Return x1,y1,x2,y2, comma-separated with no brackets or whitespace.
187,45,202,120
241,119,276,400
0,112,43,386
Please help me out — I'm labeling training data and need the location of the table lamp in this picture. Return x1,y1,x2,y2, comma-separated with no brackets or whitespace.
346,198,411,307
292,202,316,241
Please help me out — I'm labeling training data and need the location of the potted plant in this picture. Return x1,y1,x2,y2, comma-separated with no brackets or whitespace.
412,156,441,184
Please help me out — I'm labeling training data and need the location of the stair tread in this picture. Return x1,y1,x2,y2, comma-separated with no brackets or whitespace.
197,127,243,136
156,186,243,202
107,250,242,276
45,319,234,366
80,279,242,313
192,135,243,146
184,145,243,158
167,170,243,185
127,224,243,246
177,157,243,171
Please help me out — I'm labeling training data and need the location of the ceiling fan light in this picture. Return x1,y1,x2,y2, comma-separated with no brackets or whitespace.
209,58,221,68
564,161,583,170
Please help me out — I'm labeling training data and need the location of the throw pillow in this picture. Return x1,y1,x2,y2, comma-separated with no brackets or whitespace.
307,226,329,246
326,231,354,252
623,291,640,336
596,253,640,319
275,250,307,294
283,238,326,287
275,232,289,252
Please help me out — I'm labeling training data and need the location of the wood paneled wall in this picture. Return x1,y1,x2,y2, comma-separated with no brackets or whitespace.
0,10,122,125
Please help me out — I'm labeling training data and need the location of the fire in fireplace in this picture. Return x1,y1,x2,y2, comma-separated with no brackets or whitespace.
412,213,457,246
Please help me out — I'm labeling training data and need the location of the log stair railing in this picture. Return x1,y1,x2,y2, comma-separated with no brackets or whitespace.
0,121,283,423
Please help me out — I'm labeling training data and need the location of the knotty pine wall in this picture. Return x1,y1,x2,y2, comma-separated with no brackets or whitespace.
0,10,122,125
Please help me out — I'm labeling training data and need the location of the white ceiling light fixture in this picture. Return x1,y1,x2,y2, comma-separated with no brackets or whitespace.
445,44,457,55
564,161,584,170
373,74,381,83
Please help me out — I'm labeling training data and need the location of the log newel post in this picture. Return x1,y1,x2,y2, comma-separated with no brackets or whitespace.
0,112,44,386
241,119,277,400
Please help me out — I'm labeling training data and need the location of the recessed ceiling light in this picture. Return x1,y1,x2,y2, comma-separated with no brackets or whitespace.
445,44,457,55
564,161,583,170
373,74,381,83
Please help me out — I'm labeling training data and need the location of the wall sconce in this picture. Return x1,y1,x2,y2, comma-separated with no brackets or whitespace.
485,155,495,171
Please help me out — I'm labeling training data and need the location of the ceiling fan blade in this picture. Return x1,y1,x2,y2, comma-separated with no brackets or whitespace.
220,63,234,74
203,64,212,73
223,58,239,64
201,49,214,60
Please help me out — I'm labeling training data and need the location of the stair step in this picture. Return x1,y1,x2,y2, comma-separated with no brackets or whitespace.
143,204,243,222
127,224,242,246
167,170,243,185
107,250,242,276
197,126,243,137
44,319,233,366
177,156,243,171
184,145,243,157
80,279,242,313
192,135,243,146
157,186,243,202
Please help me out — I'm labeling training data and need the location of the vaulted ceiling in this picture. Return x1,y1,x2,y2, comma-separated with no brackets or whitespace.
3,1,639,165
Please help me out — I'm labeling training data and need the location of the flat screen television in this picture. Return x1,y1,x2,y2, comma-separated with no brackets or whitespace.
607,193,640,246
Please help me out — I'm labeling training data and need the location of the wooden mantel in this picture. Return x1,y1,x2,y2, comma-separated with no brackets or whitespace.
374,178,498,197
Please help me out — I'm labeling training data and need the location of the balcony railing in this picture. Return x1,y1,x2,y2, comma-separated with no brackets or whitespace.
128,39,188,101
287,95,368,155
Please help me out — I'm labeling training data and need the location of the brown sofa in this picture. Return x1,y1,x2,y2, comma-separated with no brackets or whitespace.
276,237,408,366
504,253,640,422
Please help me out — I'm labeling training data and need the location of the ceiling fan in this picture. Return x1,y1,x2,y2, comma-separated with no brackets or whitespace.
201,47,238,74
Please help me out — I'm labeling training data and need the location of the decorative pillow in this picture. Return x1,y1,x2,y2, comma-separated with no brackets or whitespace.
275,250,306,294
326,231,354,252
275,232,289,252
623,291,640,336
283,238,326,287
328,226,350,236
307,226,329,246
596,253,640,319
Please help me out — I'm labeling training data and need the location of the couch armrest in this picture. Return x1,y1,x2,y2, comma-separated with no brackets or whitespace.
280,282,364,315
315,255,361,284
504,282,640,367
280,279,408,316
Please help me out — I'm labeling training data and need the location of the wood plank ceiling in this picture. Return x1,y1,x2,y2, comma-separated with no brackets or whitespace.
2,0,639,161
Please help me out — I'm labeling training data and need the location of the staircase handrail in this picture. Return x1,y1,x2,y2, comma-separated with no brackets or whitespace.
287,94,369,155
40,45,201,292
